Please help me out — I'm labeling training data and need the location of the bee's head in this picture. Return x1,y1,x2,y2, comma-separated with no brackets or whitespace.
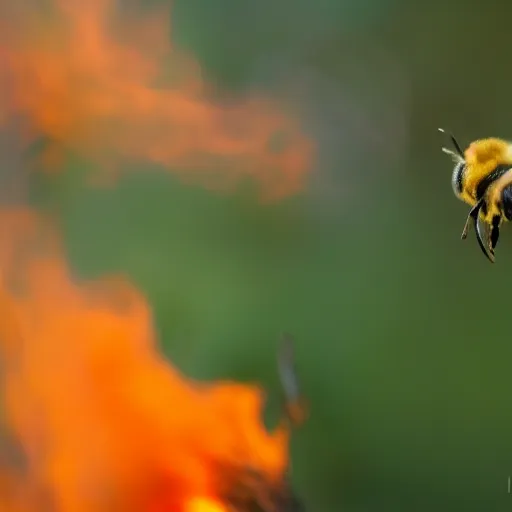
438,129,467,199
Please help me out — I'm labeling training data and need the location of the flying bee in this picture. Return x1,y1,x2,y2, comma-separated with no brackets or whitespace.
439,128,512,262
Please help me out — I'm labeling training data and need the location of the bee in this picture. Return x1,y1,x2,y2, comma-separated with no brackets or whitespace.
439,128,512,262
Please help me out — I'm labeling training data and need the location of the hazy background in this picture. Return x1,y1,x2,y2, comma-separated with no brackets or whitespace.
9,0,512,510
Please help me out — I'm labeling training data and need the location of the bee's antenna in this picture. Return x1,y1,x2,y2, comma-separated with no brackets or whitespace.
277,333,307,428
438,128,465,159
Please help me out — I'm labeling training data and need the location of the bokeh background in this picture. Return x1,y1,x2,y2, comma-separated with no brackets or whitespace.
3,0,512,510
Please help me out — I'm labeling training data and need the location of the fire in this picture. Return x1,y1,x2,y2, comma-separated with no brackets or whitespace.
0,208,302,512
0,0,313,200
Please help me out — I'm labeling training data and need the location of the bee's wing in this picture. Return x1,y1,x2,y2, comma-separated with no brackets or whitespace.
475,216,495,263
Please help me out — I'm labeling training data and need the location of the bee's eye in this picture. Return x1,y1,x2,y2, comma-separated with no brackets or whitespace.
451,162,465,196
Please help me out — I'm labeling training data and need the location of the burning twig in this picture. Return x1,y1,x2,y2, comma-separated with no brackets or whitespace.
278,333,308,429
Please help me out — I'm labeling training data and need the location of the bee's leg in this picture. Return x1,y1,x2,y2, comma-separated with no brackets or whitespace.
489,215,501,258
461,199,484,239
475,217,494,263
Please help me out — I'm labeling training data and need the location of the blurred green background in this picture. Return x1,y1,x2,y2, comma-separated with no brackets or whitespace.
21,0,512,510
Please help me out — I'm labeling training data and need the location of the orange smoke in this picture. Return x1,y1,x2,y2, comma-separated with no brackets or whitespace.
0,208,298,512
0,0,313,200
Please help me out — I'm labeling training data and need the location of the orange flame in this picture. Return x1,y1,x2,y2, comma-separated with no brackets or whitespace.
0,0,313,200
0,208,297,512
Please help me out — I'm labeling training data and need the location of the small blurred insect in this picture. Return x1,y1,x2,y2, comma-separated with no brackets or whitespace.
439,128,512,262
